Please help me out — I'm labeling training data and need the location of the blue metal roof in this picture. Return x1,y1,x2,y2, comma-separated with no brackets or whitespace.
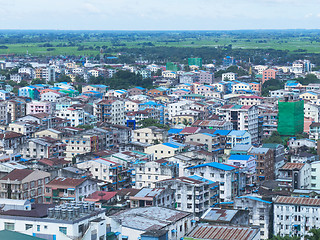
228,130,247,136
201,132,216,137
162,142,180,149
188,175,215,185
187,162,236,171
236,196,272,204
213,130,231,136
168,128,183,134
228,155,252,161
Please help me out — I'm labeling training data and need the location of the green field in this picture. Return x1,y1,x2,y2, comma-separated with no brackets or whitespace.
0,30,320,56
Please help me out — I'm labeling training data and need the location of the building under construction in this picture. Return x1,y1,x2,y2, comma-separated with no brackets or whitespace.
277,95,304,136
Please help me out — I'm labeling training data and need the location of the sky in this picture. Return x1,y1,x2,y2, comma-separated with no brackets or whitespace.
0,0,319,30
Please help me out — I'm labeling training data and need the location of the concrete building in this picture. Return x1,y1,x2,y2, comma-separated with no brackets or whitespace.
217,105,258,143
185,162,239,203
133,126,168,144
234,196,272,239
26,101,52,115
0,169,50,203
222,72,237,81
0,200,107,240
133,159,179,188
273,196,320,238
93,99,125,125
109,206,194,240
44,177,97,204
156,176,219,218
249,147,274,182
55,107,90,127
144,141,185,160
277,162,311,191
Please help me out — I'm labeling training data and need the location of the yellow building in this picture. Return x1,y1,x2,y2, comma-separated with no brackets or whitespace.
145,142,184,160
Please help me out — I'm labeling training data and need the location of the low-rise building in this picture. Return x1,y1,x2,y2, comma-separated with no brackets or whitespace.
273,196,320,238
44,177,97,204
234,196,272,239
0,169,50,203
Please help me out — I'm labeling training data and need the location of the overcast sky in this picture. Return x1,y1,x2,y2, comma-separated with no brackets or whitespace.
0,0,319,30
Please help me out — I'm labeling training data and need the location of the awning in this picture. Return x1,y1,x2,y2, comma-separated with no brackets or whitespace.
61,197,75,200
114,232,121,236
67,188,75,191
122,236,128,239
171,230,177,233
191,220,196,223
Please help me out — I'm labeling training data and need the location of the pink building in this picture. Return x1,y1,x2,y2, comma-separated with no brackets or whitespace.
262,69,277,84
26,101,52,115
304,117,313,133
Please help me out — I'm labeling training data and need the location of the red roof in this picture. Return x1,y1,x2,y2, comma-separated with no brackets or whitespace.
180,127,200,134
1,169,34,181
84,191,116,202
46,177,86,188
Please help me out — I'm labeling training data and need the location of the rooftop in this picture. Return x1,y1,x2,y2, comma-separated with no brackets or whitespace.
187,162,236,171
275,196,320,206
111,207,190,231
187,224,259,240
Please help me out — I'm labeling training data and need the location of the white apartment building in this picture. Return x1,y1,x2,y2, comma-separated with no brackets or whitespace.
76,158,117,182
133,126,168,144
217,105,258,143
93,99,125,125
304,103,320,122
253,65,268,75
184,162,238,203
234,196,272,239
55,108,89,127
133,159,178,188
41,91,65,102
222,72,237,81
0,201,107,240
273,196,320,238
168,100,192,120
232,82,252,93
156,176,219,219
310,161,320,190
124,99,140,112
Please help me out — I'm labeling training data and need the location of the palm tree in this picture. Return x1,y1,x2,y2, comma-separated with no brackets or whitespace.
306,228,320,240
182,118,189,127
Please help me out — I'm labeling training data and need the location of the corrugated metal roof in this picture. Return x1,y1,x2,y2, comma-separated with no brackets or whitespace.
188,224,259,240
275,196,320,206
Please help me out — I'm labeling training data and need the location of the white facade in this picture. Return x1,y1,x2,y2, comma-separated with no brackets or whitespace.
55,108,89,127
168,100,192,120
41,91,64,102
222,72,237,81
273,196,320,238
311,161,320,190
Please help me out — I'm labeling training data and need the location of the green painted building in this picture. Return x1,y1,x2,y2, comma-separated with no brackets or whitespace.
277,97,304,136
166,62,178,72
0,230,45,240
188,58,202,67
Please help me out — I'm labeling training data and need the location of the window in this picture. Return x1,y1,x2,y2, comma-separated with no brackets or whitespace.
220,174,225,178
59,227,67,235
25,224,33,230
37,225,40,231
4,222,14,231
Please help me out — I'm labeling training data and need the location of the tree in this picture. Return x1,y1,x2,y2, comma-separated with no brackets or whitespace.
269,235,300,240
138,119,169,130
261,78,284,97
263,131,283,144
182,118,190,126
306,228,320,240
31,78,46,85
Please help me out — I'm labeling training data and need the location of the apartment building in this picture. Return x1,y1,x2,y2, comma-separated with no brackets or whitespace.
133,159,179,188
156,176,219,218
234,196,272,239
44,177,97,204
185,162,239,203
0,169,50,203
217,105,258,143
133,126,168,144
274,196,320,238
55,107,90,127
93,99,125,125
21,137,65,159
